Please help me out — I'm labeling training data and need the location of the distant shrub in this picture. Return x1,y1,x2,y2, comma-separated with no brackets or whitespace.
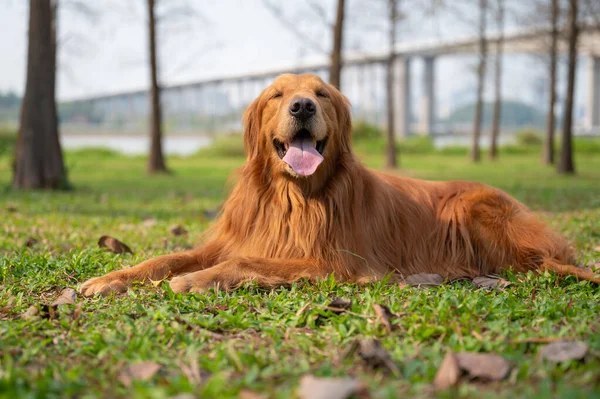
0,126,17,157
399,136,435,154
67,147,120,158
352,120,382,141
197,134,245,158
515,128,544,147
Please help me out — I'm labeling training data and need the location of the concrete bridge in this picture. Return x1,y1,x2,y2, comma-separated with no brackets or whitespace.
61,24,600,138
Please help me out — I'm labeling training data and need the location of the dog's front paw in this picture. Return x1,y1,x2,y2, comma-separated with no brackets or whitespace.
79,274,128,297
169,275,203,294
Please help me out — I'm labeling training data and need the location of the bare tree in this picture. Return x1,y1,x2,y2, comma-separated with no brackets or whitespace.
13,0,67,189
263,0,346,88
471,0,488,163
558,0,578,174
489,0,504,160
146,0,167,174
385,0,399,168
543,0,559,165
329,0,346,88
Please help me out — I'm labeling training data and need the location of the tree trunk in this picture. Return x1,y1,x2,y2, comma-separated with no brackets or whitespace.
329,0,345,89
147,0,168,174
544,0,559,165
489,0,504,160
558,0,578,174
471,0,487,163
385,0,398,169
13,0,67,190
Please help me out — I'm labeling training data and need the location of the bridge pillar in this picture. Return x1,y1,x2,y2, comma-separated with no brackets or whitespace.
587,55,600,132
419,55,436,136
393,57,412,139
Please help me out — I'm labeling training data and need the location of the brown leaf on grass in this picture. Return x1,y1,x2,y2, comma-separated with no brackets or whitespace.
455,352,511,381
434,352,511,390
472,275,512,290
142,217,157,227
98,235,133,254
372,304,394,332
298,375,362,399
539,341,588,362
405,273,444,287
6,204,17,213
239,390,267,399
21,305,39,320
352,338,400,375
593,245,600,253
25,237,39,248
434,352,461,390
178,357,212,386
118,361,161,387
170,224,189,237
326,298,351,314
72,302,83,322
511,336,578,344
50,288,77,307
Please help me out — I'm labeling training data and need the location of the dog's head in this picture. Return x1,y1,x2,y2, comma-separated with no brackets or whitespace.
243,74,351,180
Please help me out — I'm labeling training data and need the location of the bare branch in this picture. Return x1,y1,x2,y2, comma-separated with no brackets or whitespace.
261,0,328,54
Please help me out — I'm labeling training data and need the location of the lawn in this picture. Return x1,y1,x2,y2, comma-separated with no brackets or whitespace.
1,135,600,398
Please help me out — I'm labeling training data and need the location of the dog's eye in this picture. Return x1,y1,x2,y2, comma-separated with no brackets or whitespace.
316,91,328,98
271,92,283,99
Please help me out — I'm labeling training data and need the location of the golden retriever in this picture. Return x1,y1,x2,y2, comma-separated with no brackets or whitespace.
80,73,598,296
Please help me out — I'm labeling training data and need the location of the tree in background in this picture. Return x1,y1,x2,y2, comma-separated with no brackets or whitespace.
146,0,167,174
544,0,559,165
385,0,400,168
13,0,67,189
558,0,578,174
329,0,346,88
489,0,504,160
471,0,488,163
263,0,346,88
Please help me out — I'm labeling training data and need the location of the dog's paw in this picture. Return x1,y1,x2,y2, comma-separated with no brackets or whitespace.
79,275,128,297
170,275,202,294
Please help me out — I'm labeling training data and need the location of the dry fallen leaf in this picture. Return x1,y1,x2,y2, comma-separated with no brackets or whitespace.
239,390,267,399
433,352,461,390
298,375,362,399
434,352,511,390
405,273,444,287
355,338,400,375
454,352,511,381
50,288,77,307
118,361,161,387
593,245,600,253
6,204,17,213
539,341,588,362
326,298,352,314
472,275,511,290
25,237,39,248
372,304,394,332
72,302,83,322
142,218,157,227
98,235,133,254
21,305,39,320
170,225,189,237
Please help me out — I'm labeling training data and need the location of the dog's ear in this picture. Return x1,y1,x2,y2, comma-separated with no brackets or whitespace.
242,96,263,161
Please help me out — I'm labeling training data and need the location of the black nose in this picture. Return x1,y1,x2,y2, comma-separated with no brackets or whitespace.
289,98,316,121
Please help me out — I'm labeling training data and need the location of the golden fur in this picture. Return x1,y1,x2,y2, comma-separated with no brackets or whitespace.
80,74,598,296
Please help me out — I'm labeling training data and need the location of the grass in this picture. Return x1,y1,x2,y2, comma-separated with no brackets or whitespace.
1,135,600,398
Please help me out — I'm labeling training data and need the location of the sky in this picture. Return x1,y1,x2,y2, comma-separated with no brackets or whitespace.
0,0,591,118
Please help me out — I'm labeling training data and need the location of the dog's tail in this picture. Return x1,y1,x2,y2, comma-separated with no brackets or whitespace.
540,259,600,284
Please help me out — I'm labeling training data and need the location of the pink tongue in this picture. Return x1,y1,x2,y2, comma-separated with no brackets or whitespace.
282,137,324,176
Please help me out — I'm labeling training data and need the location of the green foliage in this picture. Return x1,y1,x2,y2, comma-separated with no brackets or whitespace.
398,136,435,154
352,120,382,141
0,126,16,157
1,140,600,398
515,128,544,147
447,101,546,128
196,134,245,158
